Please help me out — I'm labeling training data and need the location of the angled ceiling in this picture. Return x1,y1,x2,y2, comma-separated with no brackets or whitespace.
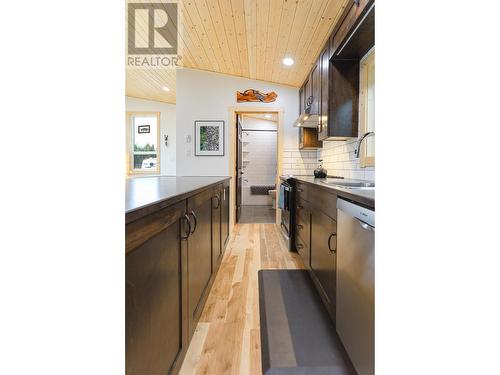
126,0,349,104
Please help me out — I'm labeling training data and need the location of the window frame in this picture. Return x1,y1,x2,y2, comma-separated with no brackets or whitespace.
126,111,161,175
358,47,375,168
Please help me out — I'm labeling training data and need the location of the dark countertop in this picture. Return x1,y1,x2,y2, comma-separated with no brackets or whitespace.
281,175,375,209
126,176,231,222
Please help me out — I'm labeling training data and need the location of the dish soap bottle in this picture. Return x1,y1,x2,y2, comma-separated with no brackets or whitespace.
314,159,327,178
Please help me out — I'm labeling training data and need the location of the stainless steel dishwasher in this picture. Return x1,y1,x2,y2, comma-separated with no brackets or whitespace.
336,198,375,375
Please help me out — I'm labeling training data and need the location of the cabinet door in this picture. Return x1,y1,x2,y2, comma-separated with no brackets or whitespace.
299,86,304,114
212,185,222,269
221,185,230,249
304,77,311,111
187,190,213,336
310,210,337,318
126,214,187,375
319,45,330,141
310,61,320,115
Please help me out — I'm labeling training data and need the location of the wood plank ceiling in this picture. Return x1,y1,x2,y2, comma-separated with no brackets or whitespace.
126,0,349,104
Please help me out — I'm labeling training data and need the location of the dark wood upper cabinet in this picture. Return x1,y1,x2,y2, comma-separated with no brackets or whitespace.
331,0,374,60
299,127,322,150
304,77,311,113
298,0,374,142
319,44,330,141
299,86,304,115
310,61,320,115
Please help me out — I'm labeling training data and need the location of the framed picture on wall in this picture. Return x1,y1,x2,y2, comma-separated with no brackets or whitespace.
195,120,225,156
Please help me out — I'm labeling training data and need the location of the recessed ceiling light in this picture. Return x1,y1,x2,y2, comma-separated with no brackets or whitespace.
265,114,271,119
282,57,294,66
162,86,170,92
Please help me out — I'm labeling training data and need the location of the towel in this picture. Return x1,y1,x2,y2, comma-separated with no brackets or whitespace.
250,185,275,195
278,184,285,210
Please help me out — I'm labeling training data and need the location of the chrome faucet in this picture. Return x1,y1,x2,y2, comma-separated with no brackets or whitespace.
354,132,374,158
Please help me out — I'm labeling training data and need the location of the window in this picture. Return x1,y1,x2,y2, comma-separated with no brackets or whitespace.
126,112,160,175
359,48,375,167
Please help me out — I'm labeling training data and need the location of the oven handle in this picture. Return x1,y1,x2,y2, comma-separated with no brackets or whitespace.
280,222,289,235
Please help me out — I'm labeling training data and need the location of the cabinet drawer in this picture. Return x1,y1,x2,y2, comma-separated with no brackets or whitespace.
126,200,186,254
295,182,310,202
296,206,310,248
307,185,338,221
295,234,310,270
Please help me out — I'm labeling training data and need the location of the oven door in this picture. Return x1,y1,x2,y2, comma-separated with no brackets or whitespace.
280,209,290,240
279,182,293,247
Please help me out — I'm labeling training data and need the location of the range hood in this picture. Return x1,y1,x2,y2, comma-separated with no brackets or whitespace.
293,113,319,128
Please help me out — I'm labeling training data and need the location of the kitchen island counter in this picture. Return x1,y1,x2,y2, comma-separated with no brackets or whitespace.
126,176,231,223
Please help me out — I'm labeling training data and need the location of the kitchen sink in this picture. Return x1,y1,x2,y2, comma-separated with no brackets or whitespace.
321,179,375,190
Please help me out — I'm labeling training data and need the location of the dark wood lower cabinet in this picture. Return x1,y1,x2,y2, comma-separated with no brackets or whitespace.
126,179,230,375
212,185,222,271
187,189,213,338
221,183,230,248
294,180,338,323
310,209,337,320
126,208,187,375
295,204,311,269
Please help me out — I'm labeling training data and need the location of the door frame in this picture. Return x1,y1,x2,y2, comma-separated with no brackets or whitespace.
227,106,284,232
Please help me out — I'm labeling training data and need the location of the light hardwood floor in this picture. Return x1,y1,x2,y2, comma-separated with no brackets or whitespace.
179,223,304,375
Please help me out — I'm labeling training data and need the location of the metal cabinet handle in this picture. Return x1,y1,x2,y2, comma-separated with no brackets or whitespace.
297,224,304,230
189,210,197,234
296,243,304,250
328,233,337,253
213,194,220,209
181,214,191,240
297,188,304,193
297,205,303,210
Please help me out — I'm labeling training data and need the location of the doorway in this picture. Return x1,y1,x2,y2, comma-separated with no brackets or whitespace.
235,113,278,224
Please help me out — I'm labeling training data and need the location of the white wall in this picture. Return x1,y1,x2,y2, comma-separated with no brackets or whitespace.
176,68,299,176
125,96,176,175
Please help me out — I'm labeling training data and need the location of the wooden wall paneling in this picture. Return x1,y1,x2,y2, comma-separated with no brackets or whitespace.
293,0,349,86
262,0,282,81
277,0,316,84
218,0,244,76
183,0,221,72
230,0,250,78
126,0,353,103
179,1,212,69
255,0,270,81
244,0,258,79
269,0,298,81
199,0,235,74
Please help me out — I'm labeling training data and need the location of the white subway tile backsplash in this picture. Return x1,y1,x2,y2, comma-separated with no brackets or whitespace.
317,139,375,181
